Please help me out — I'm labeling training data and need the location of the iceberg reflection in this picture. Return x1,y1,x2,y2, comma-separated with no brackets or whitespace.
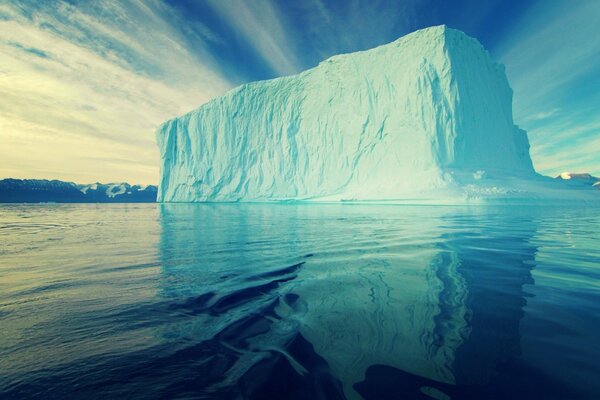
158,204,537,399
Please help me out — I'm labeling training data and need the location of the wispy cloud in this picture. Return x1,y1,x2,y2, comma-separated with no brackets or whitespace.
498,0,600,176
527,108,560,122
206,0,301,76
204,0,422,77
0,0,231,184
289,0,420,62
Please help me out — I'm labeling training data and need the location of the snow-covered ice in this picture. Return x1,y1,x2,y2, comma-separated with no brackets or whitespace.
156,25,597,203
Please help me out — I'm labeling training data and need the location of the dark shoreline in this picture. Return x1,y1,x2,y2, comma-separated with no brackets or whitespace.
0,178,157,203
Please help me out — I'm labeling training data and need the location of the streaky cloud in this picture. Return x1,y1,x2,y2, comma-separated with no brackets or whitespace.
205,0,301,76
0,0,232,184
498,0,600,176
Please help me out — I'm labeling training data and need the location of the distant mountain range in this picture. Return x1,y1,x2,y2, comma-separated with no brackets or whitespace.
0,179,157,203
0,173,596,204
556,172,600,189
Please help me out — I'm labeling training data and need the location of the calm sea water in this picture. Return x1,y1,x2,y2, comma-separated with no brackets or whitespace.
0,203,599,399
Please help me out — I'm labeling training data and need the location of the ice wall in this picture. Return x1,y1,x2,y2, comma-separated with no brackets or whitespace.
156,25,536,202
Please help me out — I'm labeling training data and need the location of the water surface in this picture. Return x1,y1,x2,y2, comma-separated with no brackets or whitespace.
1,204,599,399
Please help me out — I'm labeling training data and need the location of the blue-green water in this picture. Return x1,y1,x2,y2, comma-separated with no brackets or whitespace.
1,204,599,399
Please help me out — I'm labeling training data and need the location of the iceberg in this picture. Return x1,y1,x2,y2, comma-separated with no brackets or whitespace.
156,25,597,203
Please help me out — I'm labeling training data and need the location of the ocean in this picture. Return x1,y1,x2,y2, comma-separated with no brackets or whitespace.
1,203,599,399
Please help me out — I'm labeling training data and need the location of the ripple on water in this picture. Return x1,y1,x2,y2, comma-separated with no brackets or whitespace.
0,203,599,399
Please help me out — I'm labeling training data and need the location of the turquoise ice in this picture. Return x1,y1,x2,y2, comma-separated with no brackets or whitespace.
156,26,596,203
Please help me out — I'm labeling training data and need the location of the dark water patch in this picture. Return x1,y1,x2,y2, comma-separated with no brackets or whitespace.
210,277,294,315
97,262,160,274
354,359,577,400
12,280,76,297
244,261,304,282
0,295,54,309
240,333,345,400
284,292,300,304
168,291,216,316
0,261,340,400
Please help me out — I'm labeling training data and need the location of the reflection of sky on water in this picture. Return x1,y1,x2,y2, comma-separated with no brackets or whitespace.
0,204,162,379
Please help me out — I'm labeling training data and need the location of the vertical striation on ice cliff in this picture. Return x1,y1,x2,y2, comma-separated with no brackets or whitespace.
156,25,537,202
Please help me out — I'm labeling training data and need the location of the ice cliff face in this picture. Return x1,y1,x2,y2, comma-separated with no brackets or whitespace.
157,25,536,202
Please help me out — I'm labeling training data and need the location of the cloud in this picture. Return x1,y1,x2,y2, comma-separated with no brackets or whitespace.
0,0,232,184
288,0,421,62
206,0,301,76
203,0,423,77
7,41,51,58
498,0,600,176
527,108,560,122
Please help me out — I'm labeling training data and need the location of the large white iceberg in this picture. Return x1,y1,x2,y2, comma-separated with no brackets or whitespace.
156,25,596,203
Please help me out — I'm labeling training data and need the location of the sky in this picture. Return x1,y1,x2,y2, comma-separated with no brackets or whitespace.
0,0,599,184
